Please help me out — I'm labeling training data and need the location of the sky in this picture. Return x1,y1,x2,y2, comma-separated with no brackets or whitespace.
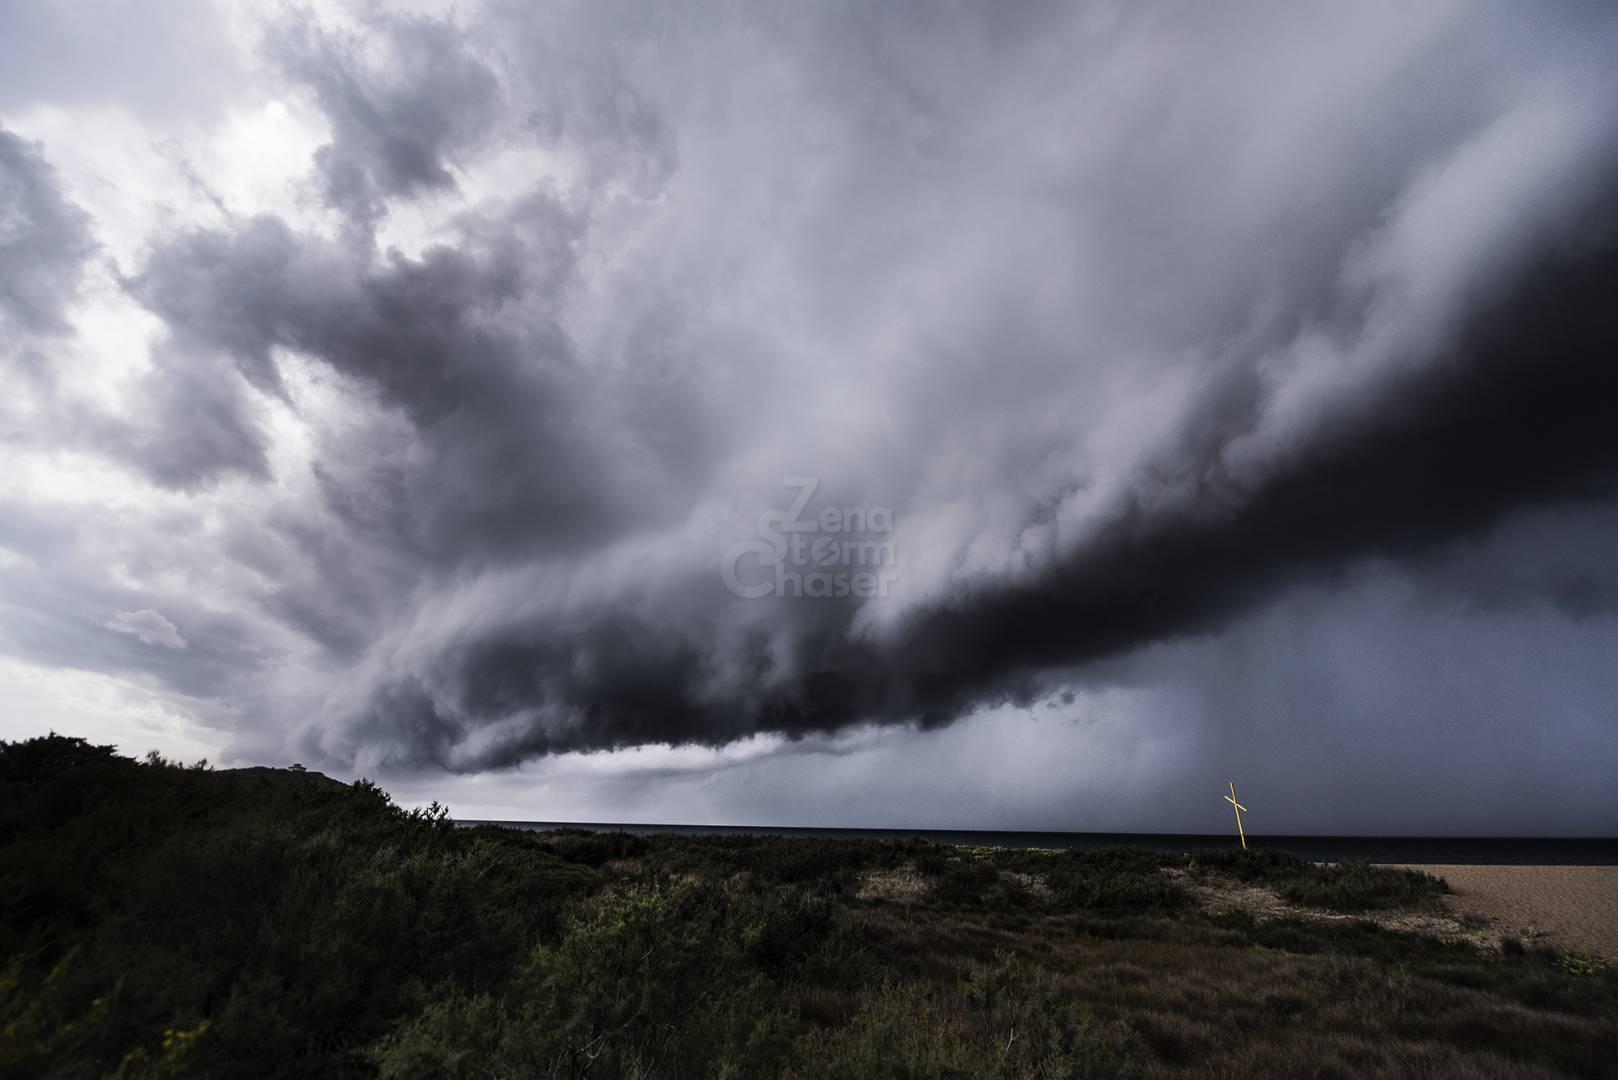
2,0,1617,835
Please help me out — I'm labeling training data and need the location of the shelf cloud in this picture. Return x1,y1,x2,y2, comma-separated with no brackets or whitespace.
2,1,1617,830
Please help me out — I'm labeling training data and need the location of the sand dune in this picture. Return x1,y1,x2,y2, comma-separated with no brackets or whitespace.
1386,864,1618,959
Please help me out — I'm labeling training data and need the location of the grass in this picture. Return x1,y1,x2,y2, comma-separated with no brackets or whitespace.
2,733,1615,1078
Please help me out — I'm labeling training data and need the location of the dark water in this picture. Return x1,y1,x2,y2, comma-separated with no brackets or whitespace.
459,821,1618,865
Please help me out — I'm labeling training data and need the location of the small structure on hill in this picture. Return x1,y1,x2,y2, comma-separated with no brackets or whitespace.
1224,782,1249,850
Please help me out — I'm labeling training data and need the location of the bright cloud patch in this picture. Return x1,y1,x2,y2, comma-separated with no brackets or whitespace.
106,609,188,650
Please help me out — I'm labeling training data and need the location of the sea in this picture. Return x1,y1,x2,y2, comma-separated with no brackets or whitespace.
458,821,1618,865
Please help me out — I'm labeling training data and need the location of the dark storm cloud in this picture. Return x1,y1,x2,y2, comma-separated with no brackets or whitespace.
8,0,1618,806
91,348,274,492
127,191,703,563
270,3,1618,772
345,197,1618,772
880,207,1618,722
0,127,95,334
270,11,502,228
1405,506,1618,623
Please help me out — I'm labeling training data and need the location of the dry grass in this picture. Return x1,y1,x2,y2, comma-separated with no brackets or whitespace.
837,900,1618,1078
855,863,930,903
834,846,1618,1077
1169,866,1495,950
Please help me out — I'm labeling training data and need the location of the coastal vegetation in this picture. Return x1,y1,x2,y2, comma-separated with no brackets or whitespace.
3,734,1614,1078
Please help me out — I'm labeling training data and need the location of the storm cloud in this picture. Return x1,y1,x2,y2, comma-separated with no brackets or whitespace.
2,1,1617,831
269,11,503,228
0,127,94,333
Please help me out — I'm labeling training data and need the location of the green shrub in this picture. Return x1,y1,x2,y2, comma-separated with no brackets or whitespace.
1189,849,1448,912
1044,850,1191,913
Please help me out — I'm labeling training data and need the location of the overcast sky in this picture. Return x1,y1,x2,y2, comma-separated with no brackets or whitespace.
3,1,1617,835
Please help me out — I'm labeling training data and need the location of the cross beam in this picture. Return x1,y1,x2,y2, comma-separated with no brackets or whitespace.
1224,782,1248,849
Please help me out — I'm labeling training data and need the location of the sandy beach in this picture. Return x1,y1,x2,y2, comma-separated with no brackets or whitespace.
1386,864,1618,959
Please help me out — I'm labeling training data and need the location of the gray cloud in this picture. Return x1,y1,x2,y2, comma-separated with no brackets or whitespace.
3,2,1618,834
0,127,95,334
270,11,502,229
255,1,1618,772
84,345,275,492
0,493,279,714
106,608,187,650
0,0,247,123
127,194,693,560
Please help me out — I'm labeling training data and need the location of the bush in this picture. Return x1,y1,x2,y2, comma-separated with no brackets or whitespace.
1045,850,1191,913
373,882,799,1078
0,735,600,1077
1190,849,1448,912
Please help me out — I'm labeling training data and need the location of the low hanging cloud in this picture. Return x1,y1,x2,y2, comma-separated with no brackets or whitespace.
2,0,1618,812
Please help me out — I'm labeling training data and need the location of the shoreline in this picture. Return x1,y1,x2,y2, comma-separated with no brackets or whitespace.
463,820,1618,865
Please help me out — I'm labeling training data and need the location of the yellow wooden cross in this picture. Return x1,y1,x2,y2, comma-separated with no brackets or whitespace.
1224,782,1249,850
